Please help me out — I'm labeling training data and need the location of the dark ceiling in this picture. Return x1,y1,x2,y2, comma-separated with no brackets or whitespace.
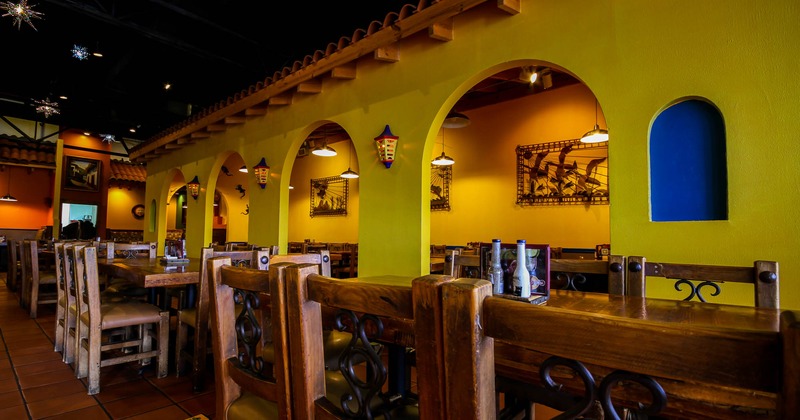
0,0,579,145
0,0,411,141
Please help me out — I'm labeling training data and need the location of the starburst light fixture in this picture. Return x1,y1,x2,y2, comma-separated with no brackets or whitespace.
1,0,44,31
101,134,117,143
34,98,59,118
71,44,88,60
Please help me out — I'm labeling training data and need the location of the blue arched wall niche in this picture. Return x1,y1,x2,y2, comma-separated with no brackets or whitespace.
650,99,727,222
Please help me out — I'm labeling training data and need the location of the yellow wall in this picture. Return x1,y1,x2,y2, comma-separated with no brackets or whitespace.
288,140,360,244
430,84,610,248
141,0,800,310
106,187,145,230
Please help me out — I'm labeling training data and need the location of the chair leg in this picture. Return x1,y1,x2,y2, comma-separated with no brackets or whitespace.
86,325,102,395
76,323,89,379
29,280,39,319
157,311,169,378
65,311,77,364
175,318,188,376
54,313,65,353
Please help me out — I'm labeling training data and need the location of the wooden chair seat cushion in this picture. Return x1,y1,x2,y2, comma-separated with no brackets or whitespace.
227,392,279,420
80,302,163,329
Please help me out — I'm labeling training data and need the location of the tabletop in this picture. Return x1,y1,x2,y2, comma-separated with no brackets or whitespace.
97,257,202,288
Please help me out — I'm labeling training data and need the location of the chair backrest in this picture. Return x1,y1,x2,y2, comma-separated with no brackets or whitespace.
286,264,451,419
194,247,270,343
53,242,66,306
63,242,90,312
443,249,481,278
431,244,447,257
114,242,157,259
269,250,332,277
91,240,115,260
207,256,293,419
550,255,625,294
442,279,800,419
625,256,779,308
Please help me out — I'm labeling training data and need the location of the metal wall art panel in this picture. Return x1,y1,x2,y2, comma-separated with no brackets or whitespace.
310,176,348,217
431,164,451,211
516,139,609,206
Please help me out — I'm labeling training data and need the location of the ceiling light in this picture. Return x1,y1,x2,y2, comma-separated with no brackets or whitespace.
129,127,136,133
1,0,44,31
432,129,455,166
92,52,103,58
101,134,117,143
442,111,471,128
340,141,359,179
311,126,337,157
1,167,16,202
34,98,59,118
58,95,67,100
71,44,88,60
239,165,248,173
519,66,538,84
289,185,294,190
163,82,172,91
580,99,609,143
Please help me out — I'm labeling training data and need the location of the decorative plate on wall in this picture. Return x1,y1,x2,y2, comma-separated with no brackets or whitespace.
132,204,145,219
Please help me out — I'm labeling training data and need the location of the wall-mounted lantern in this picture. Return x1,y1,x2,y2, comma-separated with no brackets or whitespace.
253,157,270,189
187,176,200,200
374,124,398,168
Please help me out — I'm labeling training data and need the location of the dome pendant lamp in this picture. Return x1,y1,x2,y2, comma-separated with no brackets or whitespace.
581,99,609,143
432,129,455,166
0,167,17,202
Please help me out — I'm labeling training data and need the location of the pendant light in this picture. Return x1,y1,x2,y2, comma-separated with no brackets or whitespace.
442,111,471,129
432,129,455,166
340,141,359,179
0,166,17,202
580,99,609,143
311,125,337,157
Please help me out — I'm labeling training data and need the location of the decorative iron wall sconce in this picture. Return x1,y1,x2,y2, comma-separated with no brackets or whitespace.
253,157,270,189
374,124,398,168
187,176,200,199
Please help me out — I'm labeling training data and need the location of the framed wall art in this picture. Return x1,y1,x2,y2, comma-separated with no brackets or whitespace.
431,164,451,211
65,156,101,192
516,139,608,206
310,176,349,217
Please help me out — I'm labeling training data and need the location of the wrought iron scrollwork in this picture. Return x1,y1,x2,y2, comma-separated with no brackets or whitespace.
233,289,265,377
599,370,666,420
553,272,589,291
673,279,721,302
540,356,596,419
335,309,388,420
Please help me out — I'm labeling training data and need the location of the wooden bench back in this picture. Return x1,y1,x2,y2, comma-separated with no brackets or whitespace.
443,249,482,278
626,256,779,308
442,279,799,419
550,255,625,294
286,264,451,419
269,250,332,277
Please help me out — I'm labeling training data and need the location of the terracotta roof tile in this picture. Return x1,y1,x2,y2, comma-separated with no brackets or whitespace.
0,136,56,167
109,159,146,183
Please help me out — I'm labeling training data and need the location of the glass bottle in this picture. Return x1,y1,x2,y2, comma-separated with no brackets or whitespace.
512,240,531,297
490,239,504,294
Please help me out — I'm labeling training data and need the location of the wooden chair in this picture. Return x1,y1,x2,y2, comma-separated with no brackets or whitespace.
6,239,20,292
443,249,482,278
75,246,169,395
625,256,779,308
175,247,269,392
207,256,292,419
91,240,115,260
550,255,625,294
104,242,156,299
286,264,452,419
442,279,800,419
269,250,332,277
53,242,68,355
20,239,57,318
430,244,447,257
329,243,358,278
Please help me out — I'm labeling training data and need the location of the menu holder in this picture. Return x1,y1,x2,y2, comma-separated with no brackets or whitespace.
160,257,189,265
478,241,551,301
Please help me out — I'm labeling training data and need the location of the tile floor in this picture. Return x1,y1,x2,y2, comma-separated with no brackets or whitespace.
0,273,215,419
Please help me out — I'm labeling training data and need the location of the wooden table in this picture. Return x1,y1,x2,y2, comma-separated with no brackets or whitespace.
97,257,201,305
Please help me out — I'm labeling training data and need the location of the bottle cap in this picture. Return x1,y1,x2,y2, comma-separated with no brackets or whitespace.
517,239,526,244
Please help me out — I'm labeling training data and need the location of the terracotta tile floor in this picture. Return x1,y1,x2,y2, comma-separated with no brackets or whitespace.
0,273,215,419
